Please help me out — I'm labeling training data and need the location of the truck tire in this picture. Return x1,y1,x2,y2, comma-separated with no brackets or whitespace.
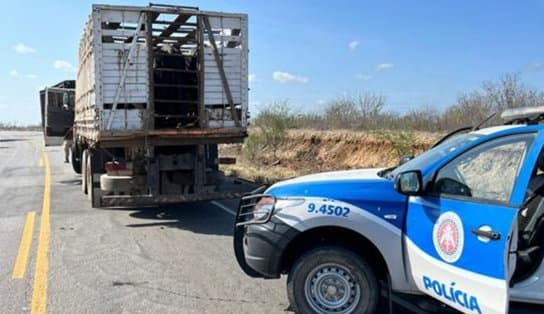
86,150,93,201
71,144,81,174
287,246,379,314
100,175,135,193
81,149,88,194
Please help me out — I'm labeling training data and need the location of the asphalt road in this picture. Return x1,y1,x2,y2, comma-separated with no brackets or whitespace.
0,131,288,314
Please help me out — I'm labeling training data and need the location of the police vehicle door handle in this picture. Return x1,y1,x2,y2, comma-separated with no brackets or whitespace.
471,228,501,241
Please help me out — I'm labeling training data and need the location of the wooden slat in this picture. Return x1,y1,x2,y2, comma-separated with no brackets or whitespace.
103,76,147,84
152,14,191,45
103,84,148,96
102,49,148,57
205,85,241,93
204,73,241,81
100,109,145,130
203,47,241,55
100,10,142,23
101,29,146,37
204,57,241,66
102,69,147,78
203,35,241,43
103,62,147,72
102,55,148,65
103,96,147,104
204,67,241,74
102,42,148,51
207,16,242,29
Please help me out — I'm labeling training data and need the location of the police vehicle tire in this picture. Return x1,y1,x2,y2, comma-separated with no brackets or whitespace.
287,246,379,314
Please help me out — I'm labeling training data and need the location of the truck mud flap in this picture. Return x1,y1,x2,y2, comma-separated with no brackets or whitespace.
233,185,268,278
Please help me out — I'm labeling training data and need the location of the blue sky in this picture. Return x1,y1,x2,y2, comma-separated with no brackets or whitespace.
1,0,543,124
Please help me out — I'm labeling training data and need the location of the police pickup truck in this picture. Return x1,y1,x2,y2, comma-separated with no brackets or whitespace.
234,107,544,314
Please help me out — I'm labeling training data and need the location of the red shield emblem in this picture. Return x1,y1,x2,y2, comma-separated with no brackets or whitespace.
436,219,459,256
433,212,464,263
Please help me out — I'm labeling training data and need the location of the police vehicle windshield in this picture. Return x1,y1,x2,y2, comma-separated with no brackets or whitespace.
390,133,482,177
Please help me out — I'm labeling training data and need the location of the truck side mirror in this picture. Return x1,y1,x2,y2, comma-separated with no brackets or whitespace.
62,92,70,110
395,170,423,196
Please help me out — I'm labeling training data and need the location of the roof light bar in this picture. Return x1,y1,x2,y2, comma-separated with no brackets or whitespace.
501,106,544,121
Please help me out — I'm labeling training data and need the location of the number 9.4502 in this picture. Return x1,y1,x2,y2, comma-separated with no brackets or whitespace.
307,203,350,217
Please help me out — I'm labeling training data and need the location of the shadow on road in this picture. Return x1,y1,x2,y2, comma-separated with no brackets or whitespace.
58,179,81,186
0,138,26,143
125,203,235,236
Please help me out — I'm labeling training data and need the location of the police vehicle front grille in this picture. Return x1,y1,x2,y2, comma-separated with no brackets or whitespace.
236,194,275,226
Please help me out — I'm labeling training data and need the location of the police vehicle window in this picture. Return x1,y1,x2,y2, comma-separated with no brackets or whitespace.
392,133,481,177
432,134,535,203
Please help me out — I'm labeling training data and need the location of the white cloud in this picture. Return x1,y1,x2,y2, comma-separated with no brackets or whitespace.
53,60,76,72
8,70,38,79
348,40,360,51
248,73,257,83
527,62,544,71
376,63,394,71
272,71,308,84
356,74,372,81
14,43,36,54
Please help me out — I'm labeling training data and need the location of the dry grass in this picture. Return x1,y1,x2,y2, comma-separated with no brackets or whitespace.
0,122,41,131
220,129,441,183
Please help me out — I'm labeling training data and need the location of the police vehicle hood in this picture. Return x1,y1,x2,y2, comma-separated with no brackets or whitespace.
265,168,407,227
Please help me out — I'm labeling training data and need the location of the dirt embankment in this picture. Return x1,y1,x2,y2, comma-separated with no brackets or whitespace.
220,129,441,183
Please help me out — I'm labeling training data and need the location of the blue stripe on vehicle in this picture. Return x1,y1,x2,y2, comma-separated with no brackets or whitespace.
266,179,407,229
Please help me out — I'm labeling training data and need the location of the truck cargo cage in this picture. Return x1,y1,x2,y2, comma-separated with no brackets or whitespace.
74,4,249,208
76,4,248,144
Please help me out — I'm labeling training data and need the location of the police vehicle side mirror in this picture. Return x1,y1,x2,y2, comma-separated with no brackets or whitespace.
395,170,423,196
398,155,414,166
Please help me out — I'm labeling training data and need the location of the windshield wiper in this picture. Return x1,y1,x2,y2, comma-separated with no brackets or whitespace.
431,112,496,148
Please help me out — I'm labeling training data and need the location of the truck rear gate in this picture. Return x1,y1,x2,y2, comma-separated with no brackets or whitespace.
74,4,248,207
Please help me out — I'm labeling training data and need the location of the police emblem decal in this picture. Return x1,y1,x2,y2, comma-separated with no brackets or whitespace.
432,211,464,263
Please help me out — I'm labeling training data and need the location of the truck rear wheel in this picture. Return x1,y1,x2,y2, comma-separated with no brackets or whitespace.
287,246,379,314
86,151,93,201
71,145,82,174
81,149,88,194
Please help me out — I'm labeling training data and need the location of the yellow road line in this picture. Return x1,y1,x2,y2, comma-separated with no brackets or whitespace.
31,150,51,314
12,211,36,279
38,158,43,167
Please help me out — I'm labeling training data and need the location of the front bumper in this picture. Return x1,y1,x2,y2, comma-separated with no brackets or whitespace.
233,188,299,278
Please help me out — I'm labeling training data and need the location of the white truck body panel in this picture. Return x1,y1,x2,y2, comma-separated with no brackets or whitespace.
75,4,248,139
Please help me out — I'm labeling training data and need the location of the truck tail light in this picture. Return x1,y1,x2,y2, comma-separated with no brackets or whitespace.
105,161,133,176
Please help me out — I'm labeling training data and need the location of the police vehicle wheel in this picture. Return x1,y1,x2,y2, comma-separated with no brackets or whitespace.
287,246,379,314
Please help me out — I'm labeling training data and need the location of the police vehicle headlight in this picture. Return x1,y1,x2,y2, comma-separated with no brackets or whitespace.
253,196,275,221
252,198,304,221
274,199,305,212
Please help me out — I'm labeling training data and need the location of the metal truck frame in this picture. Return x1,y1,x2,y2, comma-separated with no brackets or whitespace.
39,80,75,146
73,4,248,207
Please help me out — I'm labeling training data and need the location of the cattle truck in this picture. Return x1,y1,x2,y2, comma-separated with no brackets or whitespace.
73,4,248,207
39,80,75,146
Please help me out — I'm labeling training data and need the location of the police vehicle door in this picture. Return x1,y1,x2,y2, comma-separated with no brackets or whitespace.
404,133,538,314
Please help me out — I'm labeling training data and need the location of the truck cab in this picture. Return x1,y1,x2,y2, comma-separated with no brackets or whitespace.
234,107,544,314
39,80,75,146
